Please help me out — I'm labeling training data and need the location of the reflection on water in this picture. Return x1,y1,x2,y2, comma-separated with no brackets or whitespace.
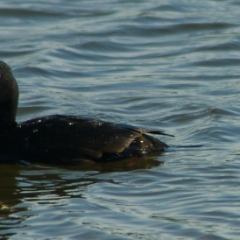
0,156,164,239
1,0,240,239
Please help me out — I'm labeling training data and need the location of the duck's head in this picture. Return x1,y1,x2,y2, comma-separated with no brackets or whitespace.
0,61,19,125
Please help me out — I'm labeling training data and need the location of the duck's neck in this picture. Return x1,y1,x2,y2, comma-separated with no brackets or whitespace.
0,100,18,125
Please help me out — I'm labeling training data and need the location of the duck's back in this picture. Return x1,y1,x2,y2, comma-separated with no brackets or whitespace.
19,115,168,164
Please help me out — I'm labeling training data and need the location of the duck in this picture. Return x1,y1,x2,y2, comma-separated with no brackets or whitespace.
0,61,172,164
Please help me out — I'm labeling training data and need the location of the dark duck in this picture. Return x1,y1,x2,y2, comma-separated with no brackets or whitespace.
0,61,171,164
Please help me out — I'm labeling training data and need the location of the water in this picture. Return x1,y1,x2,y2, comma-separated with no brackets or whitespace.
1,0,240,239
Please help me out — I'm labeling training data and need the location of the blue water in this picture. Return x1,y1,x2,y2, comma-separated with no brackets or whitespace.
1,0,240,239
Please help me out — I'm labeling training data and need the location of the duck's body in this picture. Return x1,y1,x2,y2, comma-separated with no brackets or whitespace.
0,61,170,164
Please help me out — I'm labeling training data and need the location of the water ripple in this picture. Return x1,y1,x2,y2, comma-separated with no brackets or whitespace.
1,0,240,239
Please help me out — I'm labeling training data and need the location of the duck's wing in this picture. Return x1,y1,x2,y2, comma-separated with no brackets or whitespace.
19,115,169,163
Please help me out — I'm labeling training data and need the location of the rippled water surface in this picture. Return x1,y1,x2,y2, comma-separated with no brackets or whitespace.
1,0,240,239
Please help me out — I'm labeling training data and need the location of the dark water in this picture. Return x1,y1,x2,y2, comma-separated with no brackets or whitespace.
1,0,240,239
